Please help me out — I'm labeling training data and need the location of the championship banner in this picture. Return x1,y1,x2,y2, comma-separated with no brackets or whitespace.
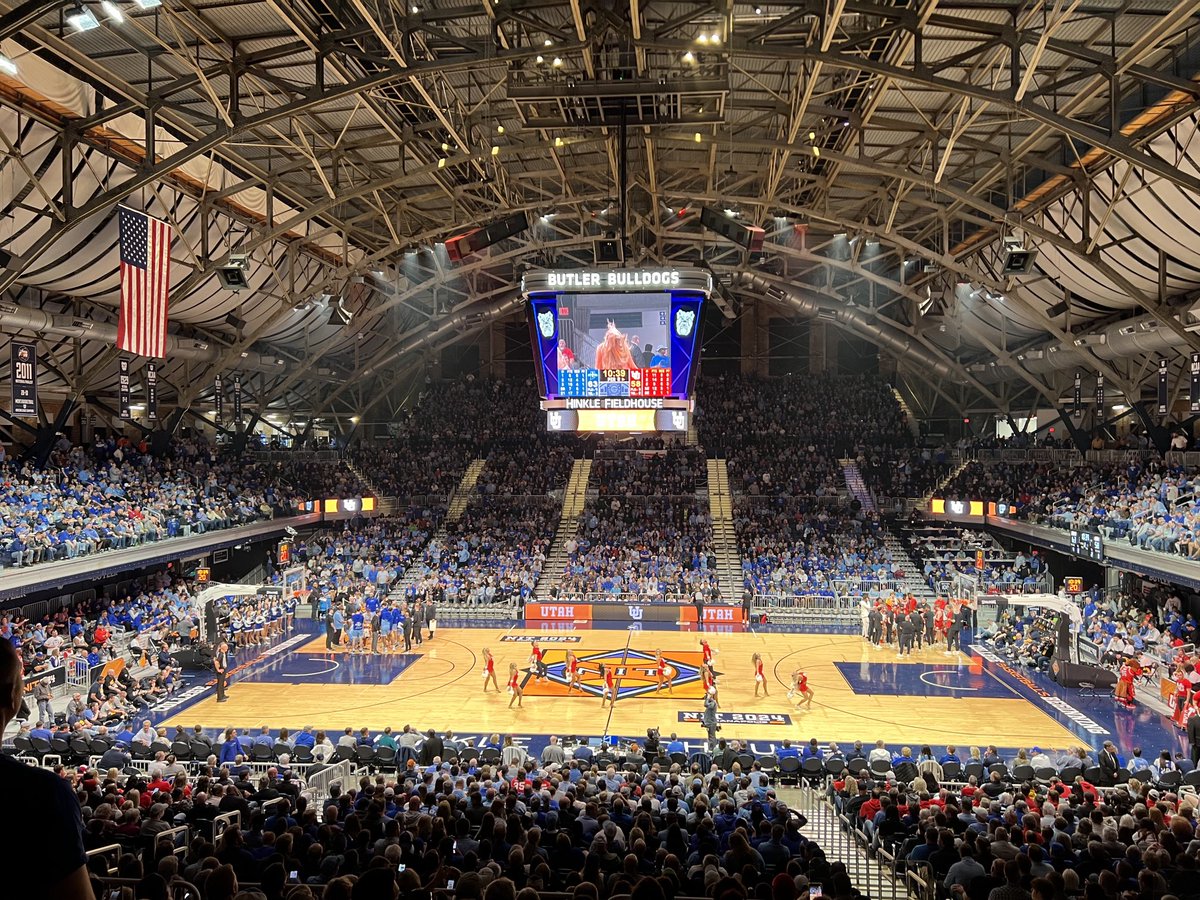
233,374,242,423
1191,353,1200,414
214,374,223,421
10,342,37,418
1072,371,1082,419
1095,373,1104,414
1158,359,1168,415
118,358,132,418
146,362,158,420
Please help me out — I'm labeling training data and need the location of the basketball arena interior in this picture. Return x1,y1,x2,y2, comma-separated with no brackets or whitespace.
6,1,1200,899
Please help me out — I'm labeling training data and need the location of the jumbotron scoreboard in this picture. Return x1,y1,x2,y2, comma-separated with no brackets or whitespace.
523,267,711,432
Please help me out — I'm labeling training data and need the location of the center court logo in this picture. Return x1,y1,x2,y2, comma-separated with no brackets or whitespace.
520,648,717,700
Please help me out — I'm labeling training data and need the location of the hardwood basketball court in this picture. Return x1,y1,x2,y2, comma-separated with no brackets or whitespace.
163,625,1090,751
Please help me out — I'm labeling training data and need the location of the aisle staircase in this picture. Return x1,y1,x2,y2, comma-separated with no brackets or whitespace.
345,458,383,498
706,458,743,601
841,460,876,513
533,458,593,602
881,528,937,601
892,386,921,440
446,459,486,523
389,459,487,600
924,455,971,503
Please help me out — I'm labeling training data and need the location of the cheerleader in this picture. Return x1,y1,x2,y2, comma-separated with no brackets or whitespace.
254,604,267,646
1171,668,1191,728
701,661,719,705
285,595,296,631
599,662,616,708
530,641,548,682
565,650,583,695
788,668,814,708
654,650,674,695
229,612,243,648
700,638,714,668
752,652,768,697
482,648,500,693
507,663,524,708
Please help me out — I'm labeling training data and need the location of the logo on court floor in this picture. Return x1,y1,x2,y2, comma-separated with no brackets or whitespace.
520,648,716,700
500,635,581,643
679,711,792,726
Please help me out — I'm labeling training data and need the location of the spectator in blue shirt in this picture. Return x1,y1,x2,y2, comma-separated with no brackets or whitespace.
219,728,242,764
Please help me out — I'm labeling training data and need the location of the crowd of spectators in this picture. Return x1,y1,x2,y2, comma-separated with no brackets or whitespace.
298,510,444,602
591,450,707,497
697,374,915,500
833,735,1200,900
349,378,581,499
475,442,576,497
42,722,870,900
559,498,719,598
405,499,557,606
734,503,899,598
0,434,299,570
941,456,1200,559
859,447,952,502
900,526,1047,595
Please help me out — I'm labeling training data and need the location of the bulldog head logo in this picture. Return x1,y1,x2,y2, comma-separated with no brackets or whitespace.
537,309,556,339
674,309,695,337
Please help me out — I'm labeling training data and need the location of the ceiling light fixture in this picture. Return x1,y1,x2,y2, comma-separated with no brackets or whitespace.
682,50,695,63
496,124,505,134
694,132,703,143
491,145,500,156
66,4,100,31
535,54,544,64
552,57,563,67
100,0,123,23
131,0,161,7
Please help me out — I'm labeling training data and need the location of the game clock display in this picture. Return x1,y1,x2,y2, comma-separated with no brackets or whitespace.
558,366,671,398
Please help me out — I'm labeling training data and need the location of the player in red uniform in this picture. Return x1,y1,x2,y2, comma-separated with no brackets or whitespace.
529,641,548,682
752,652,768,697
654,650,675,694
507,662,524,708
565,650,583,695
482,648,500,693
599,662,617,708
789,668,814,708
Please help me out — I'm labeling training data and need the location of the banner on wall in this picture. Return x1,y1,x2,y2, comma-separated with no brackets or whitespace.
10,342,37,418
1191,353,1200,414
1072,371,1082,419
1095,373,1104,415
1158,359,1168,415
118,358,132,418
146,362,158,421
214,374,223,421
233,375,242,423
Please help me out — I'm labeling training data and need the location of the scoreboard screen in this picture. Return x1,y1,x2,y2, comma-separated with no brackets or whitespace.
524,268,710,432
552,292,673,399
1070,528,1104,562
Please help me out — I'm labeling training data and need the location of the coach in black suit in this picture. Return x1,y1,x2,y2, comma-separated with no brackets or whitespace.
1098,740,1120,786
1188,712,1200,766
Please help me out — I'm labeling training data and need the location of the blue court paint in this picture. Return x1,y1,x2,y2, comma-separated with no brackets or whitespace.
832,660,1012,699
238,651,422,685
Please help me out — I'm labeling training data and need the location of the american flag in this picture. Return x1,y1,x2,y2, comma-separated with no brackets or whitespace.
117,207,171,359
